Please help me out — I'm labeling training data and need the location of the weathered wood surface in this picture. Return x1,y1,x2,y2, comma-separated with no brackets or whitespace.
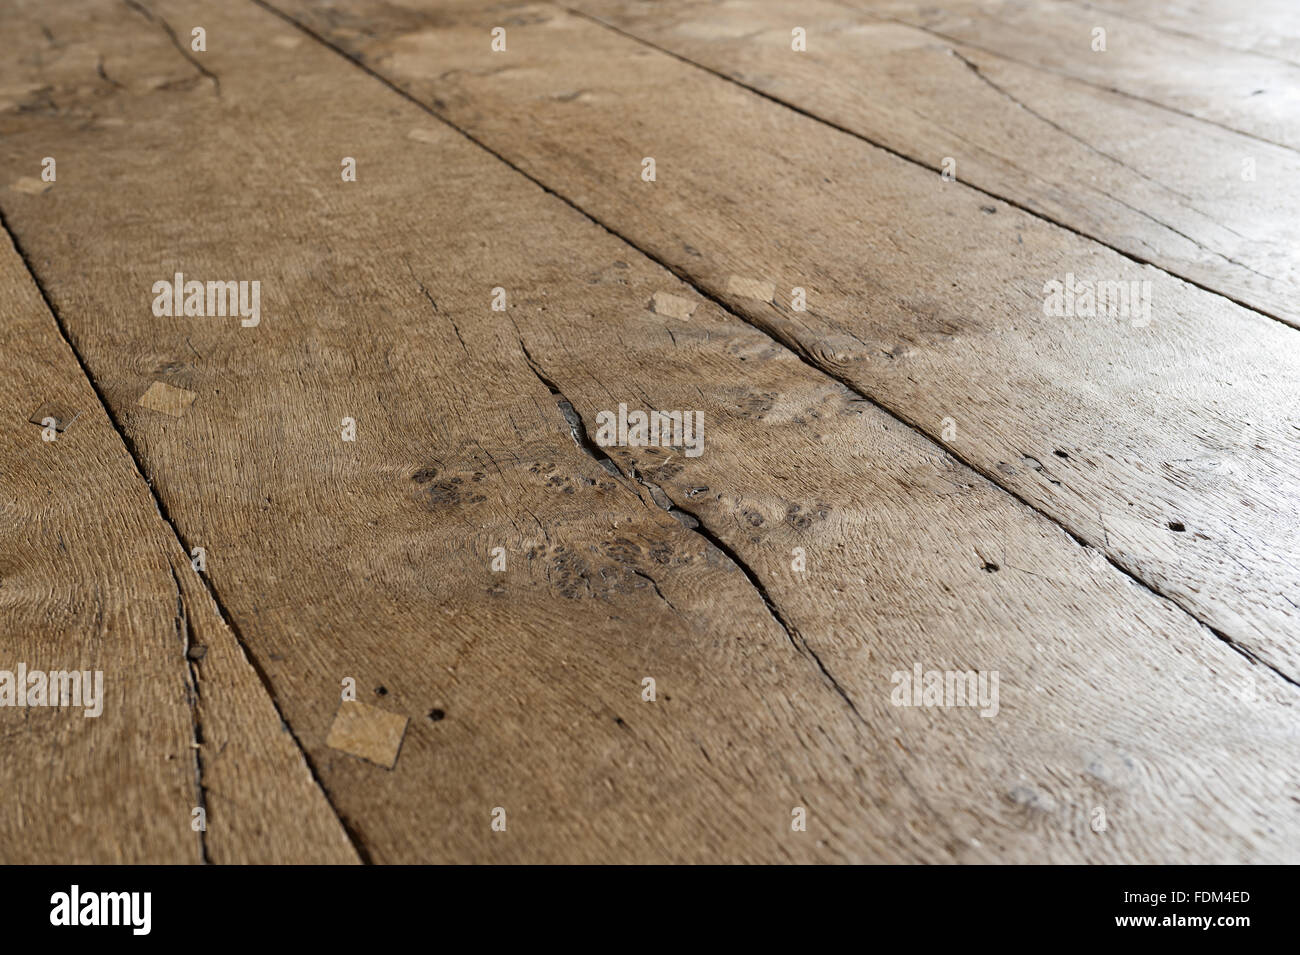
568,0,1300,327
1075,0,1300,64
859,0,1300,151
262,0,1300,686
0,225,358,863
1,0,1296,863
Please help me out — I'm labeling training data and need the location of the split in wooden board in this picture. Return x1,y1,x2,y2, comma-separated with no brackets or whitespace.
264,0,1300,686
1,0,1296,862
0,225,358,863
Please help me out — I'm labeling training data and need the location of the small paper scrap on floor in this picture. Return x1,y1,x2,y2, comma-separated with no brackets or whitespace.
10,177,52,196
28,402,79,432
326,701,408,769
137,381,197,418
651,291,697,319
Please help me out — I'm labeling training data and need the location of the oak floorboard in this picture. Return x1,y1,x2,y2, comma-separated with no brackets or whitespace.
860,0,1300,152
569,0,1300,327
265,0,1300,684
0,223,358,863
1070,0,1300,65
1,0,1296,862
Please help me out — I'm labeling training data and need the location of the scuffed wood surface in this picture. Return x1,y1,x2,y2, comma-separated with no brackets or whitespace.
570,0,1300,326
0,228,358,863
263,0,1300,683
0,0,1296,863
862,0,1300,150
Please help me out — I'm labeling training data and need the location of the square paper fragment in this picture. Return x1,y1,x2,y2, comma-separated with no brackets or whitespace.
326,701,408,769
28,402,79,432
137,381,197,418
651,292,697,320
726,275,776,303
10,177,52,196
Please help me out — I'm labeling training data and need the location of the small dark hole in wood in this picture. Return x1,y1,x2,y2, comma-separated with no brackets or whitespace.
1053,450,1069,458
375,686,388,696
428,708,446,722
982,562,1000,572
1168,522,1186,532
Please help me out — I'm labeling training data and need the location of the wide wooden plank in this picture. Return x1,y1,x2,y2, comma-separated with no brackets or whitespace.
0,224,358,863
569,0,1300,327
0,0,919,864
1076,0,1300,64
861,0,1300,151
266,0,1300,685
2,0,1296,863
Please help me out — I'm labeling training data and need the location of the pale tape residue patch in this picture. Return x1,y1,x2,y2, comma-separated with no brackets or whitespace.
651,291,697,320
28,402,80,432
326,701,409,769
10,177,51,196
408,128,442,145
726,275,776,303
137,381,197,418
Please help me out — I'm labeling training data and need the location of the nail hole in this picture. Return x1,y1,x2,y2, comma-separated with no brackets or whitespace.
427,708,446,722
1053,449,1069,458
982,562,1000,572
375,686,388,696
1167,522,1186,532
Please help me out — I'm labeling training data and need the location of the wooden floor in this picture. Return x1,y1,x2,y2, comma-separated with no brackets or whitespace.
1,0,1297,864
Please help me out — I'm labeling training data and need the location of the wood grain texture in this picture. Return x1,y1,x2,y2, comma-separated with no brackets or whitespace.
1071,0,1300,63
859,0,1300,151
1070,0,1300,65
264,0,1300,685
569,0,1300,327
1,0,918,864
1,0,1296,863
0,225,358,863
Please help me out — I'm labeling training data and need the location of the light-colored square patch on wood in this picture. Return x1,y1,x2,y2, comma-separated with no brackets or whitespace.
726,275,776,303
651,292,697,320
10,177,52,196
408,128,442,145
28,402,80,432
137,381,197,418
326,701,408,769
271,35,302,50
